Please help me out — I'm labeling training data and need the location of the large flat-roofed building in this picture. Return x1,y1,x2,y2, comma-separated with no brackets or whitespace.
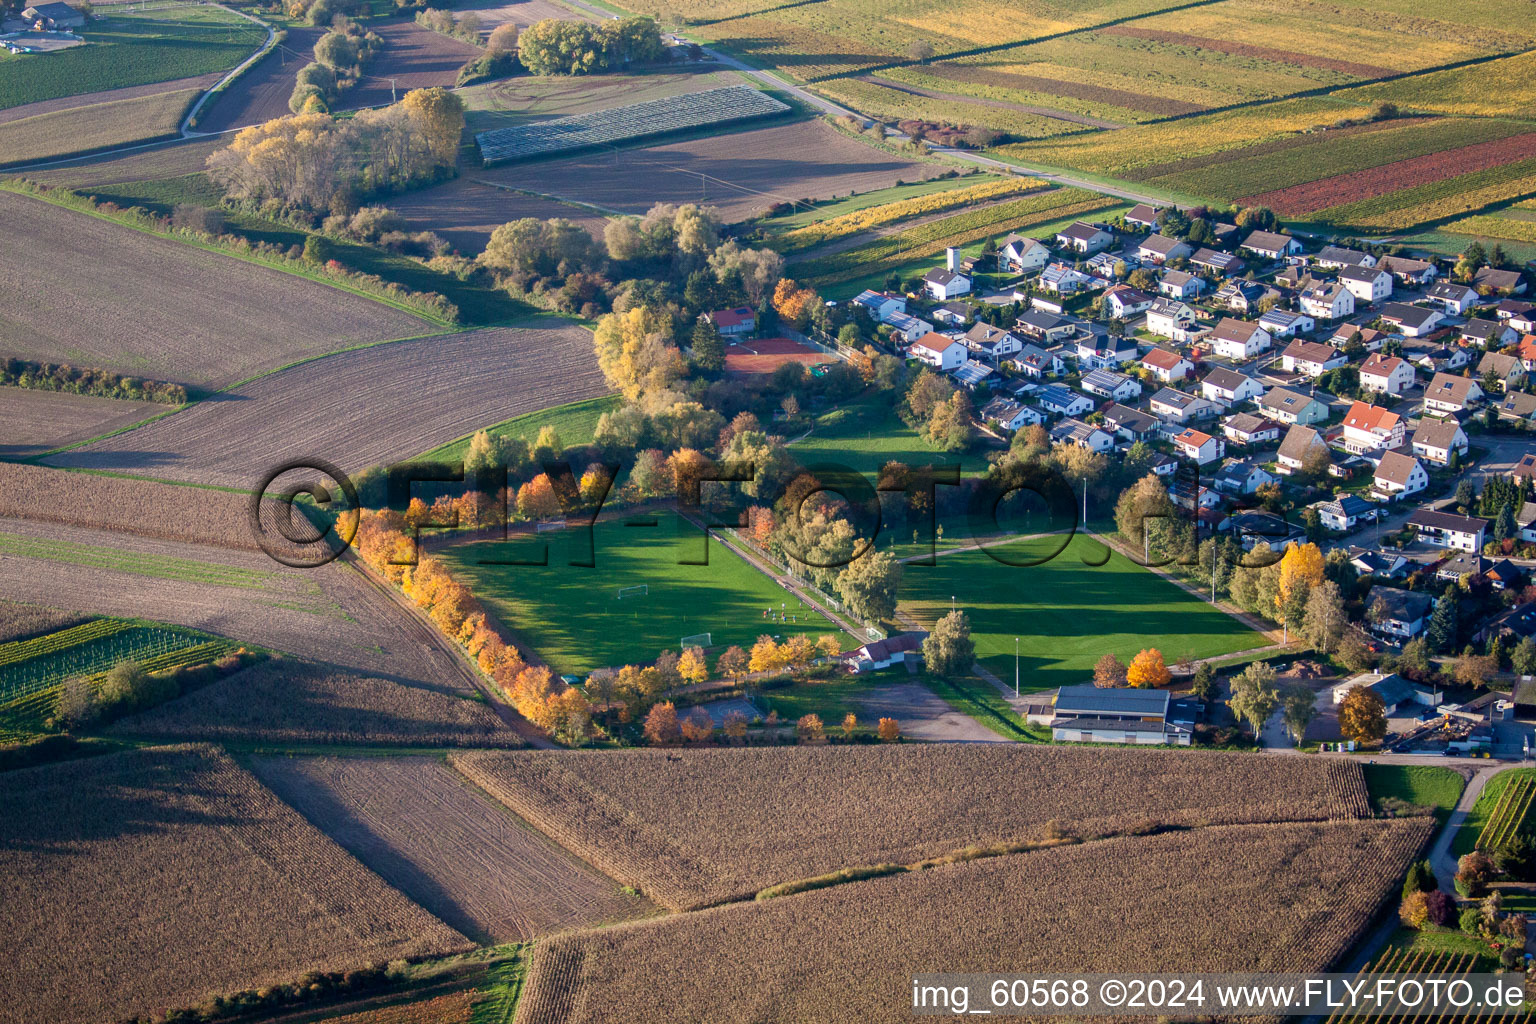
1042,684,1191,745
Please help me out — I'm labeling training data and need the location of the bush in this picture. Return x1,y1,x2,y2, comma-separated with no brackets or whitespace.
1493,834,1536,882
1460,907,1483,935
456,49,518,86
1402,859,1436,899
302,234,335,264
1424,889,1456,928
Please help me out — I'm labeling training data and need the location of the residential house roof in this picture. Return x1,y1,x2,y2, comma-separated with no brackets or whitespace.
1425,372,1477,406
1161,269,1199,288
1323,494,1373,520
1058,221,1109,243
710,306,754,328
1104,284,1152,306
1427,281,1476,301
1051,418,1105,446
1082,368,1133,392
1277,424,1324,462
1501,391,1536,419
1202,366,1252,393
1381,302,1440,329
1369,587,1432,623
1479,351,1522,378
1316,245,1372,266
1103,403,1157,433
1338,264,1387,284
1412,418,1463,451
1152,386,1200,412
1125,203,1160,224
1212,317,1262,343
1139,234,1185,257
1015,308,1071,332
1192,247,1243,271
1359,353,1407,378
980,397,1026,421
1408,508,1488,535
1173,426,1214,447
1224,412,1274,435
1461,319,1506,343
965,322,1016,348
1343,401,1400,435
1284,339,1339,364
1374,450,1422,486
1142,347,1188,371
1242,230,1295,253
1261,387,1321,415
911,331,962,355
1377,255,1436,277
1474,266,1524,292
924,268,965,286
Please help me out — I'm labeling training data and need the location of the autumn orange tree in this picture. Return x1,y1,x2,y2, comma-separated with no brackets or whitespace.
748,635,782,674
643,701,681,745
1338,685,1388,745
877,717,901,742
1093,653,1127,688
1126,648,1170,688
771,278,820,328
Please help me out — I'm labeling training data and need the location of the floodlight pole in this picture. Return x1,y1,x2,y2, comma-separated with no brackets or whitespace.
1015,638,1019,697
390,78,397,104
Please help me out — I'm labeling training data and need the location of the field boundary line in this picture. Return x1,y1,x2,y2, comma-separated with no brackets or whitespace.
470,178,624,217
0,183,455,326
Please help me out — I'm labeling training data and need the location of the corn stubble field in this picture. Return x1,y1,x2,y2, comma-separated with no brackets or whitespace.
453,745,1372,910
514,818,1432,1024
249,756,655,944
112,661,519,748
0,744,472,1024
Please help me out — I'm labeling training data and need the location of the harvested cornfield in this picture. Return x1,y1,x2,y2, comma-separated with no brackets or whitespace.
47,324,608,489
0,601,84,644
312,990,479,1024
0,190,432,389
0,518,474,692
452,745,1373,910
113,661,519,747
0,461,329,559
0,85,202,169
0,744,470,1024
0,387,159,459
514,818,1432,1024
250,756,651,943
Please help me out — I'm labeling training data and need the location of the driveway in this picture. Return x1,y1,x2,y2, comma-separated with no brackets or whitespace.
855,682,1009,742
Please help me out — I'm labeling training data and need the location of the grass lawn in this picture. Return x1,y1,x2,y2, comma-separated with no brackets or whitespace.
0,7,266,110
1384,926,1501,971
897,533,1266,692
759,674,885,728
789,393,990,478
435,512,853,674
421,395,620,462
0,87,198,168
1453,767,1536,857
1362,764,1465,823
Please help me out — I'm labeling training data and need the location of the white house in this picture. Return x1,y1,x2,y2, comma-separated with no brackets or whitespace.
923,268,971,301
1056,221,1115,254
1015,342,1063,379
1102,284,1154,319
1425,281,1479,314
1317,495,1374,532
964,322,1022,362
884,312,933,344
1411,418,1468,467
1240,230,1302,259
979,397,1041,431
1171,427,1225,464
1200,366,1264,407
1379,302,1443,337
1329,672,1441,715
1338,264,1393,304
1300,280,1355,321
1340,401,1403,453
1373,451,1428,499
909,331,967,370
1358,353,1415,395
1214,460,1276,495
1366,588,1433,639
1461,319,1517,350
1258,308,1313,339
846,632,926,673
1159,270,1206,301
1123,204,1161,230
1150,387,1218,424
851,289,905,322
1137,234,1191,264
1281,339,1347,377
1407,508,1486,551
1314,246,1376,270
998,234,1049,273
708,306,756,336
1377,255,1439,287
1080,368,1142,402
1103,403,1158,442
1423,372,1483,415
1209,318,1271,360
1141,346,1194,381
1050,418,1114,452
1222,412,1281,446
1276,424,1327,473
1037,383,1093,418
1039,262,1090,294
1145,299,1201,343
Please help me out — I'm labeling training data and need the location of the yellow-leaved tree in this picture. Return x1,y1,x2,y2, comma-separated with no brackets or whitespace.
1126,648,1170,688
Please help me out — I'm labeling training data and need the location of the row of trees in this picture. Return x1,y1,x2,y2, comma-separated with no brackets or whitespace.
209,88,464,214
0,358,187,405
290,17,382,114
641,702,901,745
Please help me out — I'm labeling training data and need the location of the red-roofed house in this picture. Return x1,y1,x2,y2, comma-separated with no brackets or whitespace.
1340,401,1403,454
1172,427,1225,464
1141,347,1194,382
708,306,756,335
1359,353,1415,395
910,332,967,371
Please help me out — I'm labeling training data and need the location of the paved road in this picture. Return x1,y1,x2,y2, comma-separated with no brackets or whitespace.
1429,764,1503,890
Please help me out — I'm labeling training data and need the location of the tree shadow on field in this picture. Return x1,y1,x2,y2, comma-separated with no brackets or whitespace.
0,748,256,854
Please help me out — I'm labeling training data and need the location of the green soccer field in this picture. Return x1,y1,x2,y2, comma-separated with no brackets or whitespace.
897,533,1268,692
435,514,852,674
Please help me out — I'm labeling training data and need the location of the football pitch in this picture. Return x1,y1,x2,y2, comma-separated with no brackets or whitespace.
897,533,1267,692
435,514,850,674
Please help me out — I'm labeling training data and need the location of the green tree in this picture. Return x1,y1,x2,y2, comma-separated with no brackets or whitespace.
1514,637,1536,677
835,551,903,623
1301,579,1348,655
1189,661,1217,702
1424,585,1459,654
690,316,725,373
1280,681,1316,745
922,610,975,676
1227,661,1279,736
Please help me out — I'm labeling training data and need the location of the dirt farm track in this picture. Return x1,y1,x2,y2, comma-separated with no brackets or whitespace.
46,322,608,488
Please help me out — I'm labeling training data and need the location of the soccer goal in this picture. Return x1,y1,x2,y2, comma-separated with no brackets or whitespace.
617,584,648,599
536,518,567,533
681,632,712,648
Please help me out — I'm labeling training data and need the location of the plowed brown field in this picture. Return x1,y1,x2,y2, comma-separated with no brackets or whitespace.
250,756,653,942
46,323,606,489
0,744,470,1024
